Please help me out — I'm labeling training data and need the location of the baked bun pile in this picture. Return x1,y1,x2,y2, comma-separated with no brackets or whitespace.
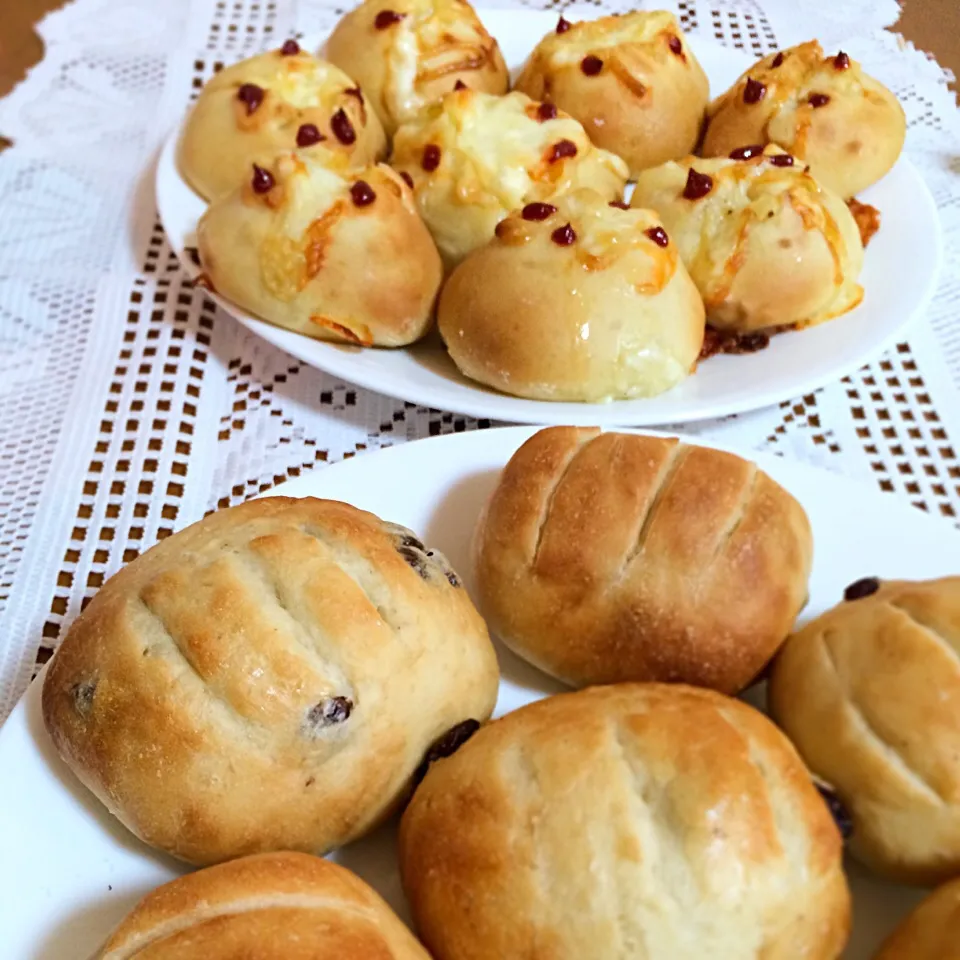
516,11,709,178
769,576,960,885
437,189,703,400
42,496,498,865
400,683,850,960
96,852,431,960
631,145,864,333
702,40,905,198
474,426,812,693
392,88,629,266
196,154,442,346
179,46,387,201
325,0,509,136
874,877,960,959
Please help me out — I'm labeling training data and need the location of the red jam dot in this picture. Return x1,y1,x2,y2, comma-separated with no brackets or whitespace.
834,51,850,70
454,79,467,90
645,226,669,247
609,200,630,210
769,153,794,167
280,39,300,55
350,180,376,206
399,170,414,188
551,223,576,246
581,55,603,76
548,139,578,163
808,92,831,108
668,35,683,56
521,202,557,221
537,102,558,122
556,16,571,33
683,168,713,200
251,164,274,194
743,77,766,104
374,9,405,29
771,52,784,68
422,144,441,171
331,108,356,144
296,123,325,147
729,144,764,160
237,83,265,115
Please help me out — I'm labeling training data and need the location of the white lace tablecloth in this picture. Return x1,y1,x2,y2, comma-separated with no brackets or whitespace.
0,0,958,720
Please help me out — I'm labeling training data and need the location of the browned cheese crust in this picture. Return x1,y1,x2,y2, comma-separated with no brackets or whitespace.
400,683,850,960
96,852,431,959
43,497,499,865
474,427,812,694
769,576,960,885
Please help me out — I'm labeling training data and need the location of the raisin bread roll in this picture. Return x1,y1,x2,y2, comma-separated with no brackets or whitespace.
515,11,709,178
474,427,812,694
702,41,905,198
196,153,442,347
179,45,386,202
438,189,704,401
400,684,850,960
874,877,960,960
43,497,498,866
630,145,864,333
392,88,628,267
96,852,430,959
325,0,508,137
769,576,960,885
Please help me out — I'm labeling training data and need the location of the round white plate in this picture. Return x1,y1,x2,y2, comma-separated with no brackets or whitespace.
156,9,941,426
2,426,958,957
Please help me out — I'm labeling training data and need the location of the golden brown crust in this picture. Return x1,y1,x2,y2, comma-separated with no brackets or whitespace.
391,89,628,268
197,156,442,347
97,852,430,959
399,683,850,960
874,877,960,959
847,197,881,248
473,427,812,694
325,0,509,137
630,146,864,333
515,11,709,178
178,50,387,202
701,40,905,198
43,497,499,866
437,190,704,401
768,577,960,885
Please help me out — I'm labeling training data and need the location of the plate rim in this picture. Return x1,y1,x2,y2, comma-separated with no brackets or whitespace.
155,14,944,426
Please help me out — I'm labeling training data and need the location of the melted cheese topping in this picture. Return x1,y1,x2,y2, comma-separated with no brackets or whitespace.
527,10,686,69
383,0,499,124
207,51,361,112
632,145,863,326
394,90,628,213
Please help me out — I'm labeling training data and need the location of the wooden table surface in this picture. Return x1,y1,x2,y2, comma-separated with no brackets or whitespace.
0,0,957,113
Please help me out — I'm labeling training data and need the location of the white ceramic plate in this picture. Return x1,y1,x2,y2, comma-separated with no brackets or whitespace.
2,426,959,957
156,9,941,426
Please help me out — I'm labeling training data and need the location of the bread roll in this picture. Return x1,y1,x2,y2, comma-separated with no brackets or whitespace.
42,497,499,866
196,153,442,347
702,40,905,198
630,144,864,333
96,852,430,959
400,683,850,960
325,0,508,137
179,47,386,202
515,11,709,178
474,427,812,693
769,576,960,885
438,189,704,401
874,877,960,959
392,88,628,267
